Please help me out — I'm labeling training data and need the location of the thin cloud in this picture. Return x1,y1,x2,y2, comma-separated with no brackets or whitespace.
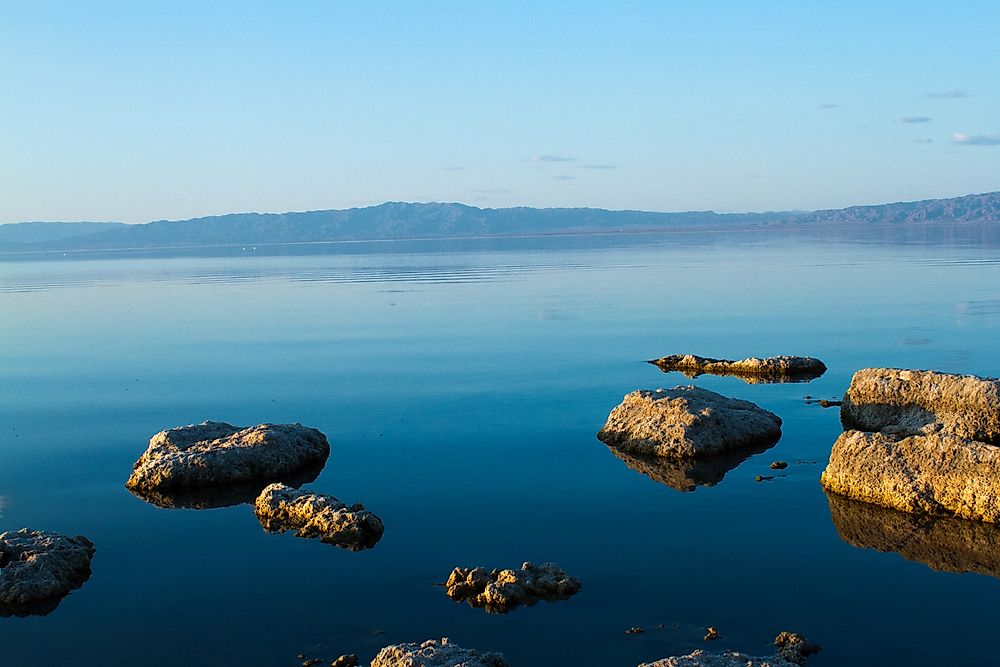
951,133,1000,146
528,155,577,162
554,175,576,181
894,116,932,124
444,165,466,171
579,164,617,170
818,103,839,109
925,90,968,99
912,138,934,144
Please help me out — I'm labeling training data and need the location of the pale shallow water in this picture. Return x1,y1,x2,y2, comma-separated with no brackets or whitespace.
2,227,999,666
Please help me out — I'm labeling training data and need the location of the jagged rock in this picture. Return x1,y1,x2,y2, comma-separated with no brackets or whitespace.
597,387,782,458
649,355,826,384
639,650,796,667
371,638,507,667
254,483,384,551
840,368,1000,442
331,655,359,667
606,443,774,492
0,529,95,617
821,430,1000,523
126,421,330,491
444,561,581,613
827,491,1000,578
773,632,821,666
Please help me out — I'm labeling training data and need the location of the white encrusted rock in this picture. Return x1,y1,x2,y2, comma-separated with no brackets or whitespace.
371,637,507,667
597,387,782,458
126,421,330,491
639,650,795,667
254,483,384,550
0,528,95,616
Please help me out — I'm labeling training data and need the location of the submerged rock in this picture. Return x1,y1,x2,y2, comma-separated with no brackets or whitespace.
254,483,384,551
597,387,782,458
840,368,1000,442
371,638,507,667
0,529,95,617
444,561,581,613
639,650,796,667
827,491,1000,579
606,443,775,492
821,430,1000,523
126,421,330,492
649,354,826,384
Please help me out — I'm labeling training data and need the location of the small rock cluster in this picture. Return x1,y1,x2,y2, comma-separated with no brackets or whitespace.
371,638,508,667
444,562,581,613
254,483,384,551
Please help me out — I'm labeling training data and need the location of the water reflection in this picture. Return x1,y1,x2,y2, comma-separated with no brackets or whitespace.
126,464,324,510
827,492,1000,579
648,359,826,384
606,442,776,492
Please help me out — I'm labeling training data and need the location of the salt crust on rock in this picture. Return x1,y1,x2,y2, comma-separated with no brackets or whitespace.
0,528,95,615
649,354,826,383
371,637,507,667
126,421,330,491
444,561,581,613
597,387,782,458
254,483,384,550
639,650,795,667
840,368,1000,442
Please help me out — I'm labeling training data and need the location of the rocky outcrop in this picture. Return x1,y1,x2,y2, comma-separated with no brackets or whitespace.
840,368,1000,442
773,632,821,666
254,483,384,551
598,387,782,458
606,443,773,492
649,355,826,384
640,632,818,667
0,529,95,617
126,421,330,492
827,491,1000,578
444,561,581,613
371,638,507,667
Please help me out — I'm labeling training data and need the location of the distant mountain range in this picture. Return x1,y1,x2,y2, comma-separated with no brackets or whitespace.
2,191,998,254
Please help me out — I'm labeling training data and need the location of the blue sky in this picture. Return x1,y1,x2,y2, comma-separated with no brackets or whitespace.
1,1,997,223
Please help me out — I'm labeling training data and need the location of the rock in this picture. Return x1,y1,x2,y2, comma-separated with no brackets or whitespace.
127,464,323,510
770,461,788,470
703,627,719,641
331,655,359,667
597,387,782,458
371,638,507,667
840,368,1000,443
126,421,330,492
254,483,384,551
821,430,1000,523
649,355,826,384
639,650,796,667
625,626,644,635
817,399,841,408
755,475,775,483
773,632,821,666
0,529,95,617
827,491,1000,579
605,444,774,492
444,561,581,613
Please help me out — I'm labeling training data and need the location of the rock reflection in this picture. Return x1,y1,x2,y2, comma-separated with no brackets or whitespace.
607,443,775,492
827,492,1000,578
127,463,324,510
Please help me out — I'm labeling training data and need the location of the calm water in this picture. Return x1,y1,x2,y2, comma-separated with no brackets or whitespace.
2,227,1000,666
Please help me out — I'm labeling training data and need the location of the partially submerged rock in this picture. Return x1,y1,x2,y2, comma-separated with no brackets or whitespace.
444,561,581,613
606,443,774,492
371,638,507,667
773,632,821,666
128,463,323,510
598,387,782,458
827,491,1000,579
126,421,330,492
821,430,1000,523
0,529,95,617
639,650,796,667
649,354,826,384
840,368,1000,442
254,483,384,551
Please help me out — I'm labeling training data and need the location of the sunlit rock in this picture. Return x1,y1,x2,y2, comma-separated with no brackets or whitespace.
649,354,826,384
827,491,1000,578
0,528,95,617
126,421,330,492
444,561,581,613
840,368,1000,442
598,387,782,458
606,444,774,492
254,483,384,551
371,637,508,667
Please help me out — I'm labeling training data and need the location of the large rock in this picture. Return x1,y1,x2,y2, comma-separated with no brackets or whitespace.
371,638,507,667
827,491,1000,579
444,561,580,613
0,529,95,617
639,650,795,667
821,430,1000,523
597,387,782,458
841,368,1000,442
126,421,330,491
649,354,826,384
254,483,384,551
606,444,773,492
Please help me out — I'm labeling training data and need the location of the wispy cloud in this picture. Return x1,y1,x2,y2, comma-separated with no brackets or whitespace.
912,138,934,144
444,165,466,171
818,103,839,109
528,154,577,162
579,163,617,170
894,116,931,124
925,89,968,99
951,133,1000,146
554,175,576,181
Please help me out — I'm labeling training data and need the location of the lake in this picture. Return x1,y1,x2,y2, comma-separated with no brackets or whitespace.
2,226,1000,666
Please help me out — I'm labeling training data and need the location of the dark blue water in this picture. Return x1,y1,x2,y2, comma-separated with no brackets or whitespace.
2,228,999,666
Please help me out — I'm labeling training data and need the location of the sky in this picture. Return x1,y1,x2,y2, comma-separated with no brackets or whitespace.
1,1,998,224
